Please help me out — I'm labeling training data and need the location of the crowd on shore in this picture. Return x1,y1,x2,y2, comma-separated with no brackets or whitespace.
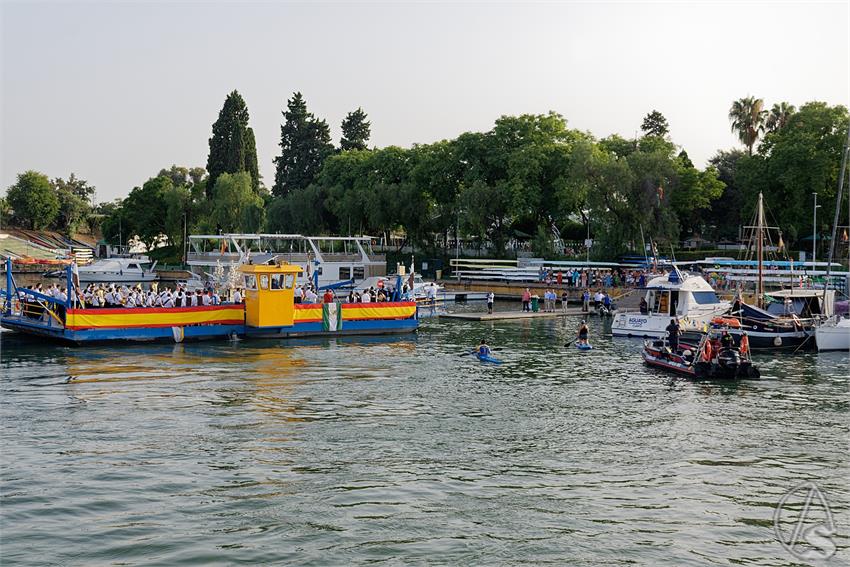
538,268,650,288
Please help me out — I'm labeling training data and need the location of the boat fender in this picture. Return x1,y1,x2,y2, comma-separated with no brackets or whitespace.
773,336,782,347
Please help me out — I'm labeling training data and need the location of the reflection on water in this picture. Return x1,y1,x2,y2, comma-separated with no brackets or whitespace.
0,316,848,566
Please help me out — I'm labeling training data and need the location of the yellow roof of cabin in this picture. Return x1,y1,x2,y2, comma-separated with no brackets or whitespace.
239,263,302,274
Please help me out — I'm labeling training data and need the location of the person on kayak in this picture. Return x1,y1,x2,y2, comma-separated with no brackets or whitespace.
477,339,491,357
577,321,589,345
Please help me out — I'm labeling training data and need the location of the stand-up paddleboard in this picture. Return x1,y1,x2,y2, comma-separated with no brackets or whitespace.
575,341,593,351
476,352,503,364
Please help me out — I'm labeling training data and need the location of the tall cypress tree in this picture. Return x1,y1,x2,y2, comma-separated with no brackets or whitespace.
340,107,371,151
206,90,260,198
272,92,334,197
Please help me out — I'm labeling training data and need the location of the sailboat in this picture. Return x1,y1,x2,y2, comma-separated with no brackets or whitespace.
815,126,850,352
714,192,815,350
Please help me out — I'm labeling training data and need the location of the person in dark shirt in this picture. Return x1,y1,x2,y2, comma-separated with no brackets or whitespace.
665,318,680,351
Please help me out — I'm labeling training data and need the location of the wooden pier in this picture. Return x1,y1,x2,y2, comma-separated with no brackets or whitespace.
439,309,586,321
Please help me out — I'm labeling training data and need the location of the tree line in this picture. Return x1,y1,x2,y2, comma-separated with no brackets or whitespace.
3,91,847,260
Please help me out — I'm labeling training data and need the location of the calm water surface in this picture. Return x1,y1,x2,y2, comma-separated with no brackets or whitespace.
1,308,848,565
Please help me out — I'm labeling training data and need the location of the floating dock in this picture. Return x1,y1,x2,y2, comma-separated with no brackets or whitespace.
439,309,586,321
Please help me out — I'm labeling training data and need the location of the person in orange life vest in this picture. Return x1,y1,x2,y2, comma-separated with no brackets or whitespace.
739,332,750,357
701,338,713,362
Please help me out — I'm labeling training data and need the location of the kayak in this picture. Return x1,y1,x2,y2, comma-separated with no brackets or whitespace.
476,353,503,364
575,342,593,351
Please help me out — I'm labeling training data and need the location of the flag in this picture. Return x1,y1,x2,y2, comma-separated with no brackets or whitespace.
322,303,342,331
71,262,84,309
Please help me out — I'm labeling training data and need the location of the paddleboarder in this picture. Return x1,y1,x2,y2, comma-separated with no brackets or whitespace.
577,320,589,346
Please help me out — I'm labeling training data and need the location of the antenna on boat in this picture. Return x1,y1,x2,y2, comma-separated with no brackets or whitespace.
639,224,649,268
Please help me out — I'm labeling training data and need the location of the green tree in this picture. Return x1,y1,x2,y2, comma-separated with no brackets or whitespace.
5,171,60,229
123,177,171,250
273,92,334,197
729,96,767,155
0,197,11,226
52,181,89,235
98,200,128,246
641,110,669,137
705,149,747,240
340,107,371,151
737,101,849,243
206,90,260,197
209,172,264,233
765,102,796,133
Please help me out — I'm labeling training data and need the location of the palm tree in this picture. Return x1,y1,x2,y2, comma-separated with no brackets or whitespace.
765,102,796,132
728,97,767,155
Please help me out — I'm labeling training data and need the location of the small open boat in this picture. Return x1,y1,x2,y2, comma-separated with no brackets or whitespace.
642,334,759,380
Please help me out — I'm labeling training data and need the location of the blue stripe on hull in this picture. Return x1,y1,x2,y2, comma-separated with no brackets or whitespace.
245,318,418,338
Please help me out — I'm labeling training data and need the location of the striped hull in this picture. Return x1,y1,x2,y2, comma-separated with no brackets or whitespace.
1,302,417,344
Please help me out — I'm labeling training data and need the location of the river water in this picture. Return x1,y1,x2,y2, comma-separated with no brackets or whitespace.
1,307,848,566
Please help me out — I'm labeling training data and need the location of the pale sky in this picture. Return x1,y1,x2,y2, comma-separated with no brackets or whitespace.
2,1,848,202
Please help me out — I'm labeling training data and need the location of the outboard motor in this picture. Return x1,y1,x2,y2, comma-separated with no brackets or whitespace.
717,348,740,370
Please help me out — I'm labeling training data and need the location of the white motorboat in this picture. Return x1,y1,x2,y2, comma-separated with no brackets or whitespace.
612,269,731,338
187,234,385,289
815,315,850,351
353,274,488,302
50,256,157,283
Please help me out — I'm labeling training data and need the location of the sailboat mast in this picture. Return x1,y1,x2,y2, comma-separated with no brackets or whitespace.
757,192,764,308
824,126,850,298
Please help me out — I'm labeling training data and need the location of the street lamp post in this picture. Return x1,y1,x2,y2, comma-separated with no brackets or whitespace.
583,210,590,265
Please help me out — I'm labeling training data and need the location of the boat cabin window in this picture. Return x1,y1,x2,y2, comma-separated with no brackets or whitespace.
244,275,257,290
339,267,351,280
269,273,295,290
353,267,364,280
259,275,269,290
691,291,720,304
128,264,139,270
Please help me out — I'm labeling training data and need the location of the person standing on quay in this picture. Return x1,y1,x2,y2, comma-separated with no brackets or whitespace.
582,289,590,313
522,288,531,312
487,291,495,314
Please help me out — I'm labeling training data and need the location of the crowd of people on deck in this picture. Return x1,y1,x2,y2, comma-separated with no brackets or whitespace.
14,281,246,320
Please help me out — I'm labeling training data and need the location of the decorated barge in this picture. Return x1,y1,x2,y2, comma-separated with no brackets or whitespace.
1,260,417,344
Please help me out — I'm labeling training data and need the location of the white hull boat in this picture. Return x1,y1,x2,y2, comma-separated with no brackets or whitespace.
815,316,850,352
50,256,157,283
612,269,731,338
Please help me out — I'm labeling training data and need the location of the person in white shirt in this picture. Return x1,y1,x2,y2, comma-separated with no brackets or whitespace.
202,291,211,306
360,290,371,303
163,291,175,308
304,288,318,303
